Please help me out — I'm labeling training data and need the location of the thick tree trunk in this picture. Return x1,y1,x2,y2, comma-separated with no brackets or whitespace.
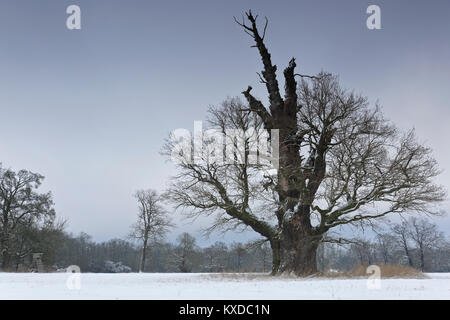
280,235,320,276
238,10,330,278
273,206,323,276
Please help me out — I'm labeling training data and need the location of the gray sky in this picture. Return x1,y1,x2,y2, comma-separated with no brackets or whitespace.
1,0,449,245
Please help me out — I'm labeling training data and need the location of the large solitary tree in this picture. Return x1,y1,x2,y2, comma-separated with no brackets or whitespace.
164,11,445,276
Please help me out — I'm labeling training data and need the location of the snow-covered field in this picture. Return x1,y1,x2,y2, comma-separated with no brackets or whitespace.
1,272,449,300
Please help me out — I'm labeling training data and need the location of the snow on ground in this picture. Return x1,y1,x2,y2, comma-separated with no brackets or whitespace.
1,272,449,300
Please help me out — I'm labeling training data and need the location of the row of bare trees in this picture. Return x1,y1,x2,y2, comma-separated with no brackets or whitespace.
126,189,449,273
34,223,450,274
1,161,447,275
1,167,446,274
318,218,450,272
45,230,272,273
126,189,273,273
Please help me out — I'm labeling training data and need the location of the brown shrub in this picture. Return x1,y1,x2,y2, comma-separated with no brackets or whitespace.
321,264,426,279
197,264,426,280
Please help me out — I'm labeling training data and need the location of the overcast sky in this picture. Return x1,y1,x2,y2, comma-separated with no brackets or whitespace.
1,0,449,245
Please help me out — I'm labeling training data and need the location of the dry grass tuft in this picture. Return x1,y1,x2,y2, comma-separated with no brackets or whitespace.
194,264,426,280
320,264,427,279
201,272,272,281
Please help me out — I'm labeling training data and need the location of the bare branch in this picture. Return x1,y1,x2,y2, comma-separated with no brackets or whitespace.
235,10,283,113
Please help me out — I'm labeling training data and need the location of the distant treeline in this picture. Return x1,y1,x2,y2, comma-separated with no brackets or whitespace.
16,231,274,273
0,164,448,273
4,219,450,273
2,162,449,274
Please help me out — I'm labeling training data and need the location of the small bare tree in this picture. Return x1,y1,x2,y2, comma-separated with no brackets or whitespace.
392,221,415,267
375,233,398,264
129,189,172,272
257,242,271,273
174,232,197,273
408,218,443,271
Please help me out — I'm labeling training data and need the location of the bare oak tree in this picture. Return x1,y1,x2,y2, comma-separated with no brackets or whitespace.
129,189,172,272
164,11,446,276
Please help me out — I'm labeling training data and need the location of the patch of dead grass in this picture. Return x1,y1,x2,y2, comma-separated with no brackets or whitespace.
200,272,272,281
320,264,427,279
198,264,427,280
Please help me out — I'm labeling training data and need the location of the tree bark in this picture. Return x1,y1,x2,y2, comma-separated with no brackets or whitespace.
269,239,281,275
1,237,9,271
1,251,9,271
281,213,321,275
273,206,323,276
401,237,414,268
139,238,148,273
419,244,425,272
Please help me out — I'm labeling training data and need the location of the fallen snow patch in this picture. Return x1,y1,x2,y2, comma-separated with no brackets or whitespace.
0,272,449,300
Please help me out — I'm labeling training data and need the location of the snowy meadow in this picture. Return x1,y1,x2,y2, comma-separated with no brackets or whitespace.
1,273,449,300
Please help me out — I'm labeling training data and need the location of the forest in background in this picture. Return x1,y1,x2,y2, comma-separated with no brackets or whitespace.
1,162,449,274
3,223,449,274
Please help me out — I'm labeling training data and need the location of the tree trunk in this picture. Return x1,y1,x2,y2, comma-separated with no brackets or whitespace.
139,238,148,273
270,239,281,275
1,237,9,271
403,242,414,267
419,245,425,272
277,206,322,276
281,236,320,276
1,250,9,271
382,250,388,264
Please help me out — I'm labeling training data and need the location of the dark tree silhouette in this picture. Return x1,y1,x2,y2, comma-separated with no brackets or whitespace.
0,164,56,270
